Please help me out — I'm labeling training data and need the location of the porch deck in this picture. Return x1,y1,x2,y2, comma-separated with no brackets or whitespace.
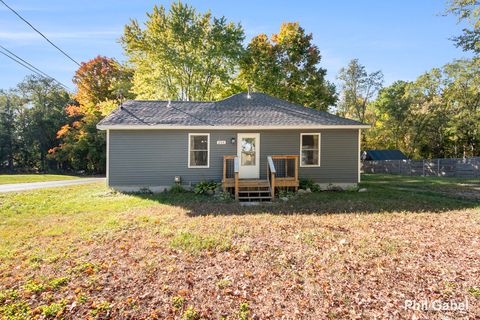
222,155,299,201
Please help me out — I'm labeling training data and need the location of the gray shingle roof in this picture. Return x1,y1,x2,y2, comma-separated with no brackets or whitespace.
97,92,367,128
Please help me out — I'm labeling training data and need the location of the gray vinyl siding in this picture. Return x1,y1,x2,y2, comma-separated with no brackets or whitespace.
108,129,359,187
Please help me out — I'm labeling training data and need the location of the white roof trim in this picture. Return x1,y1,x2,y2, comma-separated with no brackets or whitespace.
97,124,370,130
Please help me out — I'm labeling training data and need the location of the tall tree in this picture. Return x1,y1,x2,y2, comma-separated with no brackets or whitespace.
10,76,71,172
406,69,451,158
446,0,480,54
121,2,244,101
73,56,133,115
443,58,480,157
337,59,383,123
366,58,480,159
0,90,21,172
239,22,336,110
49,56,133,173
366,81,412,151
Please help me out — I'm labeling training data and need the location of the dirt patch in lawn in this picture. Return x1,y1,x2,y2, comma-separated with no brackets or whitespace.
1,208,479,319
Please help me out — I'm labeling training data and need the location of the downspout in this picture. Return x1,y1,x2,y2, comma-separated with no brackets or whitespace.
358,128,361,183
106,129,110,187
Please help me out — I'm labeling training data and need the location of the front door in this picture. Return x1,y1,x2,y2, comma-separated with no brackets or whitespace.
237,133,260,179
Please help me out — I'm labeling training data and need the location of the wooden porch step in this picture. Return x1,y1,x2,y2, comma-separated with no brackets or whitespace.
238,196,273,201
238,190,270,194
238,179,270,187
238,179,272,201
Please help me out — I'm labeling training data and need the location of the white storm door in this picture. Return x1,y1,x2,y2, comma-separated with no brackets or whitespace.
237,133,260,179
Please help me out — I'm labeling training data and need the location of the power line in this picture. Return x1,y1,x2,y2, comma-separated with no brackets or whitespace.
0,50,43,78
0,46,71,91
0,48,71,91
0,0,81,67
0,44,51,79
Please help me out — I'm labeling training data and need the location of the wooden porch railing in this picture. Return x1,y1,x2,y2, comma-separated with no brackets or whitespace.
267,156,276,198
222,155,240,200
223,155,235,182
234,157,239,201
271,155,298,179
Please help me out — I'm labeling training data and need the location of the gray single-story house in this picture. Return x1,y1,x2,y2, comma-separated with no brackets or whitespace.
97,92,369,201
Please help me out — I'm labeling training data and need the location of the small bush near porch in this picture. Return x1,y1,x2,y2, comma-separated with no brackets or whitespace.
0,175,479,318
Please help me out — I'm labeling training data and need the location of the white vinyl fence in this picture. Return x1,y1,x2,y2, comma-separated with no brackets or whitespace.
362,157,480,178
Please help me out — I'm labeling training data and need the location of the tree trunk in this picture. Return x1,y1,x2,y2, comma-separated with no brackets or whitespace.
40,152,46,173
7,150,13,172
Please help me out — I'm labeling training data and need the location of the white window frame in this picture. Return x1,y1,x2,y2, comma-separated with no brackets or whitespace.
188,133,210,168
300,133,321,167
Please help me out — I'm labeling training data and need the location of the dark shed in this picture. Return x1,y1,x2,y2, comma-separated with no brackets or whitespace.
362,150,408,161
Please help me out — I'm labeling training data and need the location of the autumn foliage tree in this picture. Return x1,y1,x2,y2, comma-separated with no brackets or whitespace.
49,56,133,173
238,22,336,110
73,56,132,114
121,2,244,101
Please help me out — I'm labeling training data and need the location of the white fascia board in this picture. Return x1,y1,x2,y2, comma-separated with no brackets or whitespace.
97,124,371,130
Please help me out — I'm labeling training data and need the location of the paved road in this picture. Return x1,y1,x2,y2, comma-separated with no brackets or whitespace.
0,178,105,193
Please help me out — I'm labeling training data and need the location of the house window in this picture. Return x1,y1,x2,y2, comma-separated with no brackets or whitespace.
300,133,320,167
240,137,256,166
188,133,209,168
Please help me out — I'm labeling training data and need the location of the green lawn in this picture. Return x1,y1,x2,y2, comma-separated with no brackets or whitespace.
0,174,81,185
0,174,479,319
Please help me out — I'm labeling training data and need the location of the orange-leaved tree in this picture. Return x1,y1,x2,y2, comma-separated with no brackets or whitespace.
49,56,133,173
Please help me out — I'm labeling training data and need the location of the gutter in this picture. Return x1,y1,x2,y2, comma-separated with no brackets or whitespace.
96,124,371,130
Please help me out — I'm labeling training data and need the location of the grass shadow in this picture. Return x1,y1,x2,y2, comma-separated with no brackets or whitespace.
131,175,480,217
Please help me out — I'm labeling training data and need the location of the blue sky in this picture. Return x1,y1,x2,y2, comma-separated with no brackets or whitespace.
0,0,473,91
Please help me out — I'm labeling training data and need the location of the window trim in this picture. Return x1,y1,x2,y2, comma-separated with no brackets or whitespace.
188,133,210,168
300,133,321,167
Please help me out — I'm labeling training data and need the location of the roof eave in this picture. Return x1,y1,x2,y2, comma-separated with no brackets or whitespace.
97,124,371,130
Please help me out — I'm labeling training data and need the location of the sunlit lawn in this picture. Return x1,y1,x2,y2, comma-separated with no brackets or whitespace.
0,174,81,185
